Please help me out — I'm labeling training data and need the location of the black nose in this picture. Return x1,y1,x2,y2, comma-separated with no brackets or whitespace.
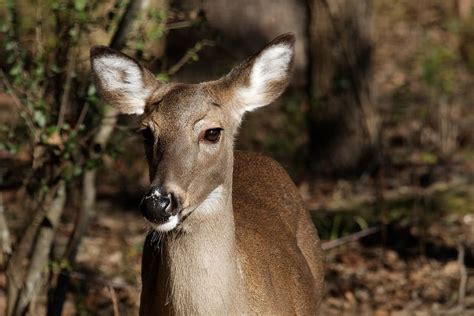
140,186,177,223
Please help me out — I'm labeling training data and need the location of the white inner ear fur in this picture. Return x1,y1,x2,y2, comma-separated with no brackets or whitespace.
236,43,292,116
92,55,151,115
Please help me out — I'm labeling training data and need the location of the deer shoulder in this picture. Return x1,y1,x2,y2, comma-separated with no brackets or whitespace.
233,151,324,315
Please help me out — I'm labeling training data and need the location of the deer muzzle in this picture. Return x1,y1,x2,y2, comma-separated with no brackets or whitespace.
140,186,179,224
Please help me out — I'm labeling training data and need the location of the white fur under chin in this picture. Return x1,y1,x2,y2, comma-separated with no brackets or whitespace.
92,55,150,114
153,215,179,232
194,185,225,215
236,43,292,115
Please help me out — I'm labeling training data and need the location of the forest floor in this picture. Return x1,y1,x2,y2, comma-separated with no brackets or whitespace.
27,151,471,316
0,146,472,315
61,186,473,315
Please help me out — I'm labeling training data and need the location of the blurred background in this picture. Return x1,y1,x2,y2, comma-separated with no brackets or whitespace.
0,0,473,315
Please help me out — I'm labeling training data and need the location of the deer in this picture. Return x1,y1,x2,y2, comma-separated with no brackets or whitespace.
90,33,324,315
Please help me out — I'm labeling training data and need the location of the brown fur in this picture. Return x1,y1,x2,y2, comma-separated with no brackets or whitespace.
139,151,324,315
233,151,324,314
90,33,324,315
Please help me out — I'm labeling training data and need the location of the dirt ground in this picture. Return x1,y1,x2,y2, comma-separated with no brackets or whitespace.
43,177,471,316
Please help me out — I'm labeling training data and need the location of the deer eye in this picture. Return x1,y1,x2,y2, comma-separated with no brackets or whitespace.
202,128,222,143
142,128,154,145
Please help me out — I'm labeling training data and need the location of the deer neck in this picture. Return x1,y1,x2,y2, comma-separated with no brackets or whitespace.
163,178,247,315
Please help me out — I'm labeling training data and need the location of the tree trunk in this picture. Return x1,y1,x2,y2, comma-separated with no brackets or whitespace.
307,0,378,175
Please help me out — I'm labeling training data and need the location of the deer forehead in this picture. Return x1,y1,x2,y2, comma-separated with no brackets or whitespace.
143,84,227,131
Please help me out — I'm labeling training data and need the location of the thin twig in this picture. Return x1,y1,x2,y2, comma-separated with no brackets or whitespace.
322,227,379,250
167,40,214,76
458,244,467,311
108,286,121,316
165,20,196,30
34,0,43,57
110,0,145,50
57,45,77,127
0,183,12,265
74,102,89,131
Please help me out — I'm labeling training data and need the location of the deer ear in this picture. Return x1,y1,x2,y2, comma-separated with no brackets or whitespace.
90,46,158,115
222,33,295,118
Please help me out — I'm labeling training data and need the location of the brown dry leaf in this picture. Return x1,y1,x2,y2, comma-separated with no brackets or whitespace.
344,291,356,305
441,261,459,277
374,309,390,316
45,131,64,149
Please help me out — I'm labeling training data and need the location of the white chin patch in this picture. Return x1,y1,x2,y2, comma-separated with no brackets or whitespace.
196,185,225,215
152,215,179,232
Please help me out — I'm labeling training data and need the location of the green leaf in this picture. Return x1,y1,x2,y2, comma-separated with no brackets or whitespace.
47,125,59,135
50,63,61,74
156,73,170,83
0,23,8,33
74,0,87,11
420,152,438,165
135,39,145,51
9,63,21,76
69,27,79,39
87,85,96,96
33,110,46,128
0,141,19,154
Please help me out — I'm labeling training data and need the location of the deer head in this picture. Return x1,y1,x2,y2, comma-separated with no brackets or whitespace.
90,34,294,233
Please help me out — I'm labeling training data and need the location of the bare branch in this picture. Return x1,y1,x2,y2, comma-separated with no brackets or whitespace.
0,187,12,265
6,189,50,316
13,181,66,316
167,40,214,76
110,0,145,50
57,46,77,127
458,244,467,310
14,180,66,316
321,227,379,250
74,102,89,131
166,20,197,30
108,286,121,316
34,0,43,57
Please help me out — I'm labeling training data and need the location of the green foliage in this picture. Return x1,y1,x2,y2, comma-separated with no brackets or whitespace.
0,1,107,192
146,8,166,40
0,1,203,194
313,211,374,241
419,43,457,95
133,7,167,58
49,258,72,274
156,72,170,83
420,151,438,164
